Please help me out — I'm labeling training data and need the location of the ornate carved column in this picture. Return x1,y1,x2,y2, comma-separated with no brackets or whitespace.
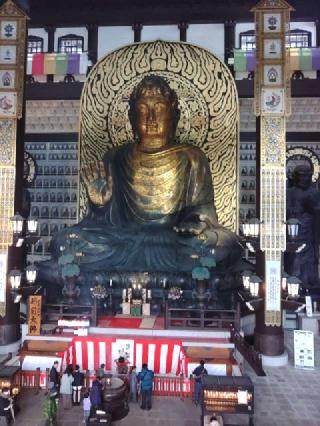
0,0,28,345
178,22,188,42
132,23,143,43
87,24,98,66
252,0,294,360
45,25,55,82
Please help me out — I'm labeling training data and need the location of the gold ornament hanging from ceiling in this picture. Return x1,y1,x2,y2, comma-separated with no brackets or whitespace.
80,40,239,231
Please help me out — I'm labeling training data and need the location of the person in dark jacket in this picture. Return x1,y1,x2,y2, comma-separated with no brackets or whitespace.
72,364,84,406
0,388,10,426
90,376,103,410
49,360,60,392
192,360,208,405
137,363,154,410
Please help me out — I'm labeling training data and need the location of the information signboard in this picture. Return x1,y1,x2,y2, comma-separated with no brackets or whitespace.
294,330,314,369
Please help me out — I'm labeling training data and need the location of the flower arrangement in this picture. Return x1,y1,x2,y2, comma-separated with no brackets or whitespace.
168,286,183,300
90,285,107,300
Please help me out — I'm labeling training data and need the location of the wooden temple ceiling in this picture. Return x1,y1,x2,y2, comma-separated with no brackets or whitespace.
4,0,320,27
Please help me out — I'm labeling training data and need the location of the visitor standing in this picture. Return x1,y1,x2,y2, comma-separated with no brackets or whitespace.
129,366,138,402
138,363,154,410
209,415,222,426
60,367,73,409
192,360,208,405
96,363,106,379
82,392,91,424
0,388,10,426
115,356,129,374
49,360,60,392
72,364,84,405
90,376,103,410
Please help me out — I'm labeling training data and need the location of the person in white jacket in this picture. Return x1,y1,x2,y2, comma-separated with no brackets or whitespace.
60,367,73,409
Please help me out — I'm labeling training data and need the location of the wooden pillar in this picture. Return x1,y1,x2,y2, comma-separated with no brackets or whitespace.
178,22,188,42
87,24,98,66
316,20,320,78
45,26,56,82
224,20,236,73
132,23,143,43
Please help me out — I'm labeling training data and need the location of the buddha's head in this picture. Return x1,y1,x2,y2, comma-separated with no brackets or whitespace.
129,75,180,151
292,164,312,190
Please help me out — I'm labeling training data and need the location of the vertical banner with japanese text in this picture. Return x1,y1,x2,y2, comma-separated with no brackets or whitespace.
28,295,42,335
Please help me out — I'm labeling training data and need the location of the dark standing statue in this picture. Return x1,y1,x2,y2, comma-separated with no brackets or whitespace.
286,165,320,288
40,75,241,283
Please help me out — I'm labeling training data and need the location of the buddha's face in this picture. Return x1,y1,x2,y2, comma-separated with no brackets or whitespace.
134,86,173,151
294,167,312,190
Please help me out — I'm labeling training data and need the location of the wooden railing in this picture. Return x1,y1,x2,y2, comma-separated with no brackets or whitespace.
230,328,266,377
14,369,194,398
165,305,240,330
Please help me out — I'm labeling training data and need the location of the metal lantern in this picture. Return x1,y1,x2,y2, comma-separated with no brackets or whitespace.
287,276,301,297
241,222,251,238
26,264,37,284
249,275,262,297
281,272,290,291
248,218,261,238
27,217,38,234
9,268,22,289
10,213,24,235
241,270,252,290
286,218,300,239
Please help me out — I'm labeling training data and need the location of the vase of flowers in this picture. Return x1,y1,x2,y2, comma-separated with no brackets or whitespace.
90,285,107,300
168,286,183,306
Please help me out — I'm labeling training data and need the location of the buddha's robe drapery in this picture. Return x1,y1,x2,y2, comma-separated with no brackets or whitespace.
50,142,239,272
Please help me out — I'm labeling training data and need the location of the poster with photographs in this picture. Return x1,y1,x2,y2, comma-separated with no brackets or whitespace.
0,45,16,64
261,88,284,114
263,65,282,86
0,70,15,89
0,20,17,40
0,92,16,117
264,13,281,33
264,39,282,59
111,339,134,370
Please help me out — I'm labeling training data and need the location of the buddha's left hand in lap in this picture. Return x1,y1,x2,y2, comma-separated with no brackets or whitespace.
174,220,207,236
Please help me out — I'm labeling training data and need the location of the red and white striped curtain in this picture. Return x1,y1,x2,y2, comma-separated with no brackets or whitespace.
62,336,187,376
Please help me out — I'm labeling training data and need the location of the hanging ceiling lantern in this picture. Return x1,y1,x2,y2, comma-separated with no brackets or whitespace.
26,264,37,284
241,270,252,290
241,222,251,238
27,217,38,234
249,275,262,297
286,218,300,239
10,213,24,235
287,276,301,298
248,218,261,238
9,268,22,289
282,272,289,291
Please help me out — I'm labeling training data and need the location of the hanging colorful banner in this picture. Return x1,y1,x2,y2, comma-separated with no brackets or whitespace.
27,52,88,76
234,47,320,72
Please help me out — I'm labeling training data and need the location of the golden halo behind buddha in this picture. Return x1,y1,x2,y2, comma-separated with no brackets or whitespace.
80,40,239,231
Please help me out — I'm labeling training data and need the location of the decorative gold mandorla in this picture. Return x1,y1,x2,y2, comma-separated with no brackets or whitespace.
79,40,239,231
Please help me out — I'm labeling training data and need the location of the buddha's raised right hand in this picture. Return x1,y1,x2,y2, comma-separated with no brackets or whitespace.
82,161,113,206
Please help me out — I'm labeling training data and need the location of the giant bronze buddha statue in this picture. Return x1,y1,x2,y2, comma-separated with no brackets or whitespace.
43,75,241,281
